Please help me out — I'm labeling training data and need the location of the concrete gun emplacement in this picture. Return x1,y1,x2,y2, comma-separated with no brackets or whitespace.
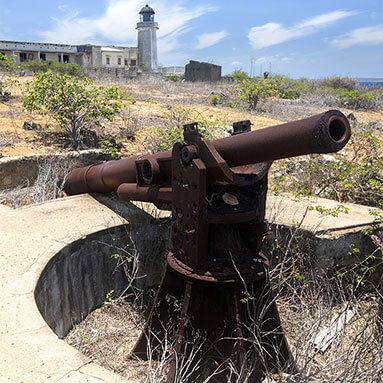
64,110,351,382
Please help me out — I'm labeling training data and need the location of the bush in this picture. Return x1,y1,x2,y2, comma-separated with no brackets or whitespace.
236,77,280,110
313,87,377,110
271,125,383,208
0,53,19,98
142,104,223,153
166,74,182,82
21,60,85,77
22,71,127,149
316,76,358,91
271,75,313,100
209,94,222,106
225,69,250,83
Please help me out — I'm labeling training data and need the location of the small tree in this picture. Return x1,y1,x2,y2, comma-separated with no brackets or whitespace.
22,71,127,149
236,77,280,110
0,53,19,99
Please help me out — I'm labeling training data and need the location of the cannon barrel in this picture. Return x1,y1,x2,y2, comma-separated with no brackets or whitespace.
64,110,350,195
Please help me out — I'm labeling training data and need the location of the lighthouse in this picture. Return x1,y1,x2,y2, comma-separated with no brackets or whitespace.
136,4,159,72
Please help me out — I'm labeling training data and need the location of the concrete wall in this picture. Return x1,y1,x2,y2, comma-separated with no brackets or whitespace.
0,40,78,54
34,198,171,338
34,225,129,338
0,150,115,191
90,46,137,68
185,60,222,82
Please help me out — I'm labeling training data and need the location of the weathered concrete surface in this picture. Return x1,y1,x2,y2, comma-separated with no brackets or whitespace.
0,192,381,383
267,193,381,233
0,195,135,383
266,193,382,270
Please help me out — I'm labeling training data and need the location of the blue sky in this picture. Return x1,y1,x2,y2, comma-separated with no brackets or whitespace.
0,0,382,78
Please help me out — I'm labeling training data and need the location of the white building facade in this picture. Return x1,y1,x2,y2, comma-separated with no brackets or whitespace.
0,4,160,72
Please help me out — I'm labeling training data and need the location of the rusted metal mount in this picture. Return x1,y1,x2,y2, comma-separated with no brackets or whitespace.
130,122,294,382
63,111,352,381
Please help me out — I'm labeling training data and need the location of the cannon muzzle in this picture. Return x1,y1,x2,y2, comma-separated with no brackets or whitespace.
64,110,350,196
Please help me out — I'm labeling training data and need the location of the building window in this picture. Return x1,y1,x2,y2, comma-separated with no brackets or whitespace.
118,57,122,65
63,55,69,63
106,56,110,65
124,59,128,66
40,53,46,61
58,55,61,63
130,59,136,67
19,53,27,62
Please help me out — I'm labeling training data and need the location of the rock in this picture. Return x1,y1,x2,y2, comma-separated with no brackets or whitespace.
347,113,357,121
23,121,41,130
320,154,337,162
368,120,382,131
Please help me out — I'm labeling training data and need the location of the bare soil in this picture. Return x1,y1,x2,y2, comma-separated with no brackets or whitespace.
1,77,382,158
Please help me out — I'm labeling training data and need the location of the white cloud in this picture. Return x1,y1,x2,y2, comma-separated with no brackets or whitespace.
196,30,228,49
39,0,217,50
248,10,357,49
331,25,383,48
255,55,292,63
231,61,242,67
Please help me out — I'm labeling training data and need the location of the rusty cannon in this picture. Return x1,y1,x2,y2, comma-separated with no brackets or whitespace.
64,110,351,382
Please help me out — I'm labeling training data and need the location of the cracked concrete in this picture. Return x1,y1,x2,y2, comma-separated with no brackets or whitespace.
0,192,381,383
0,195,135,383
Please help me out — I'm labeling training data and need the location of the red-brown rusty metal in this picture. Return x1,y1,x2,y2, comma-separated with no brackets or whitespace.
64,110,350,196
63,111,351,382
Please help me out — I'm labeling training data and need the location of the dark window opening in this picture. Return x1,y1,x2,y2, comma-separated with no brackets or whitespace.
106,57,110,65
58,55,61,63
63,55,69,63
118,57,121,65
19,53,27,62
40,53,46,61
130,59,137,67
124,59,128,66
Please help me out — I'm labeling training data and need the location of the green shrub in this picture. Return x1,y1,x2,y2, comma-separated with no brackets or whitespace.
271,75,313,100
317,76,358,91
315,87,377,110
166,74,182,82
143,104,223,153
236,77,280,110
0,53,19,97
22,71,127,149
225,70,250,83
21,60,85,76
209,94,222,106
271,126,383,208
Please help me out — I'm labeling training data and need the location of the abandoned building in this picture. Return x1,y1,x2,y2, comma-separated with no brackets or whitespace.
0,4,159,72
184,60,222,82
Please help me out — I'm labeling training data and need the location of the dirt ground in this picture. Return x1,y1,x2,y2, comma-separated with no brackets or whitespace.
1,76,382,158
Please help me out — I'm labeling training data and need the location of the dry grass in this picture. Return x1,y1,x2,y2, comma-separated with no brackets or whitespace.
0,156,74,207
63,220,383,382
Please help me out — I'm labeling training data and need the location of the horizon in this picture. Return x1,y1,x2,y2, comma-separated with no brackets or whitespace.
0,1,382,78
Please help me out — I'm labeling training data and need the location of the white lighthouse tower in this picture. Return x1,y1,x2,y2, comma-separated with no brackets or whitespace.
136,4,158,72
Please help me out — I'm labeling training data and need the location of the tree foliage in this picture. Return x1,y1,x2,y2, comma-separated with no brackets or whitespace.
20,60,85,76
22,71,127,149
236,77,280,110
0,53,19,98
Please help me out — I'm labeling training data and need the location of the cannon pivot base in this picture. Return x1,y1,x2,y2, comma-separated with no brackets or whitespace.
130,122,296,382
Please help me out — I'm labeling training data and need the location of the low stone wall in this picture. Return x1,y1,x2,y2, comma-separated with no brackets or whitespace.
0,150,113,191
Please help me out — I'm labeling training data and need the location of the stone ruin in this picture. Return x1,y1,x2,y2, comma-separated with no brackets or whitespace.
184,60,222,82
